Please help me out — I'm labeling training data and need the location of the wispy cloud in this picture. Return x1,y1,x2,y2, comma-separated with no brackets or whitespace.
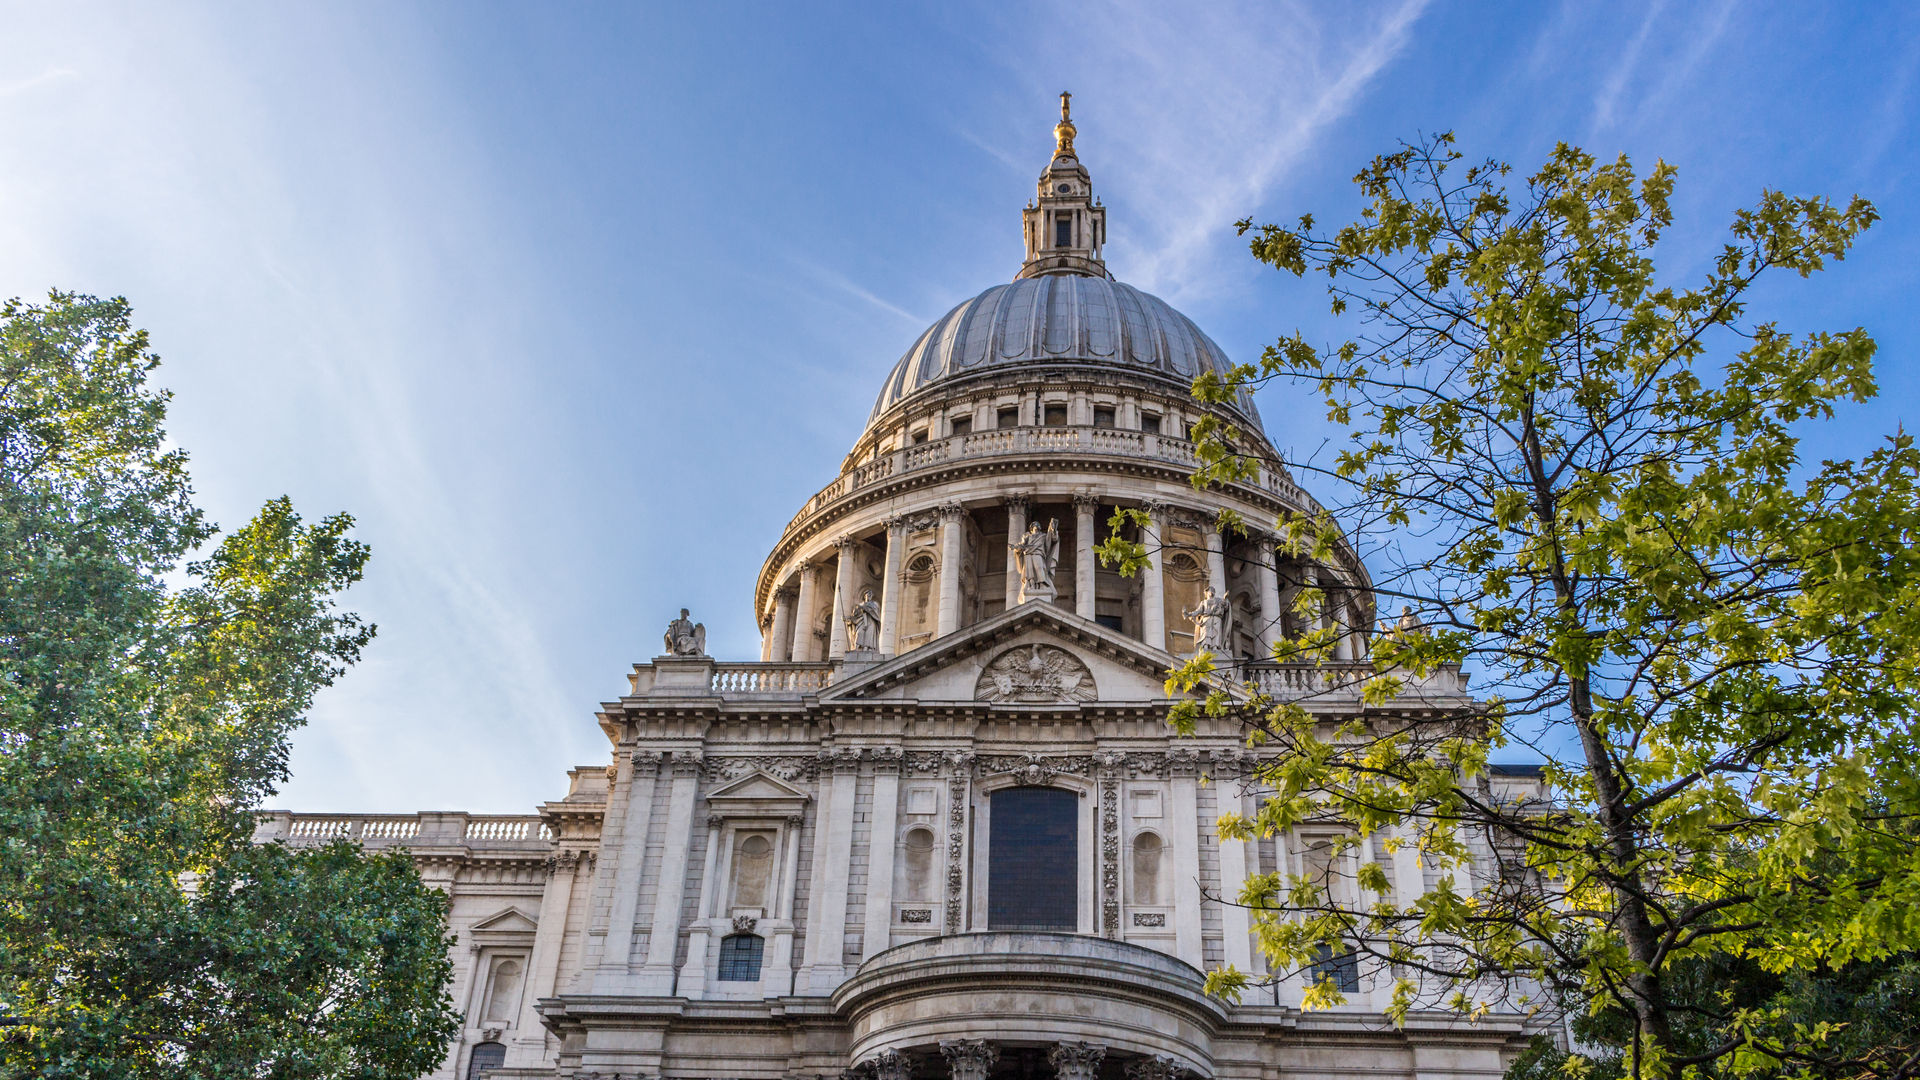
0,66,75,98
983,0,1431,301
1590,1,1665,134
777,253,933,327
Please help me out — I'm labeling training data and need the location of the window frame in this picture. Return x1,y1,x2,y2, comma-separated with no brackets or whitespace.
716,932,765,982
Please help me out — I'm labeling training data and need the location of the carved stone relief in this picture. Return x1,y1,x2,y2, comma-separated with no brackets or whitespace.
974,644,1096,704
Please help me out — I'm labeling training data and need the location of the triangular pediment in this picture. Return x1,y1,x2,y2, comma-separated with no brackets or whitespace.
470,907,539,935
705,771,810,802
821,602,1187,705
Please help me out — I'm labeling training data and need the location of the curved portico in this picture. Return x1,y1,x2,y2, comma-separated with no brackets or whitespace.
835,933,1221,1078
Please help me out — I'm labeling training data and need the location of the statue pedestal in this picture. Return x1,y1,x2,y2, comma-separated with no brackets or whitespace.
652,655,715,691
837,650,882,679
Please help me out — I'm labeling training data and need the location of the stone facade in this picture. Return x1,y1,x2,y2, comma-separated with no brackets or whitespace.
262,98,1556,1080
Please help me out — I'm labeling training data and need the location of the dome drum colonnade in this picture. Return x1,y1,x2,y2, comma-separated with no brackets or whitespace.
755,112,1374,669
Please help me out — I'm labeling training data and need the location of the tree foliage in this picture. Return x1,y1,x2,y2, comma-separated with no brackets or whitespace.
0,293,460,1077
1150,136,1920,1078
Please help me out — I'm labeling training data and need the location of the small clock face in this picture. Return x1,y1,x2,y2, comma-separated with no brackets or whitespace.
1057,183,1072,194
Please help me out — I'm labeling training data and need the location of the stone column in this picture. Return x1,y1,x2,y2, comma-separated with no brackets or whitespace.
764,814,804,996
505,849,583,1066
791,560,819,662
1205,514,1228,598
676,816,726,997
1167,749,1204,968
936,504,965,636
1074,494,1099,621
636,752,703,994
801,748,860,992
878,517,906,656
1049,1042,1106,1080
861,749,903,962
1140,502,1167,652
588,749,663,994
829,535,859,659
1254,535,1283,658
759,613,773,661
1003,495,1029,608
769,587,796,663
941,1041,999,1080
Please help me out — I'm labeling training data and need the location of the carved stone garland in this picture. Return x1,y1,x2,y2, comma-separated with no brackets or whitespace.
944,752,972,930
1098,751,1122,938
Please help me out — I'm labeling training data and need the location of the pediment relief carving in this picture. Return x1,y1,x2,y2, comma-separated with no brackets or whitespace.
975,644,1096,704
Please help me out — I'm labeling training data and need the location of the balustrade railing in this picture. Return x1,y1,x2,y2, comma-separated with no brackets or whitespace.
781,424,1319,537
257,812,550,847
710,663,833,694
1240,661,1468,699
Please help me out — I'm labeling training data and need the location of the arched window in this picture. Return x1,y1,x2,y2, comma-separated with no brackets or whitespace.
482,958,522,1023
466,1042,506,1079
988,787,1077,931
901,826,936,901
717,933,764,981
732,833,773,910
1130,832,1165,905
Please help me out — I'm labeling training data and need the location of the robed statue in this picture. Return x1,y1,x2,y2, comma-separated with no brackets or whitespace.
663,607,707,656
1183,586,1232,655
845,587,882,652
1009,519,1060,603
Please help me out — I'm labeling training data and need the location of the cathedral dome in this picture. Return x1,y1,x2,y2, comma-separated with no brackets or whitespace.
867,275,1262,425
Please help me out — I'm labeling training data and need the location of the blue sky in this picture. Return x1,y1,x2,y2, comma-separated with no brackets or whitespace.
4,2,1916,812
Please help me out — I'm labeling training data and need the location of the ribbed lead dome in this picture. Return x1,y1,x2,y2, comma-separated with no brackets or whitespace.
868,275,1261,424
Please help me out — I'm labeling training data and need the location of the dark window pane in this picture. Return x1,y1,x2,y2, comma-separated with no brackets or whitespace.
1094,614,1124,631
1055,214,1073,247
1141,413,1162,434
1308,945,1360,993
989,787,1077,931
1092,407,1115,428
951,415,972,436
1043,404,1068,427
467,1043,506,1079
997,407,1020,429
717,933,764,981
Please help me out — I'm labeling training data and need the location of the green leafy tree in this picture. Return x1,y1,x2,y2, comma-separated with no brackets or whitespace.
1114,135,1920,1078
0,293,461,1077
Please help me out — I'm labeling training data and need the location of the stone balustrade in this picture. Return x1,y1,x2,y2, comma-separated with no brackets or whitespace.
690,657,1467,701
781,425,1319,540
252,811,551,848
710,662,834,694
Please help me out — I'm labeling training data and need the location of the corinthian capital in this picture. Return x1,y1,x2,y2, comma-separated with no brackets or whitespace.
1048,1042,1107,1080
940,1041,998,1080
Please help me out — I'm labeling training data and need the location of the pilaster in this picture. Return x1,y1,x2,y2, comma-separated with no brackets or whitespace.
861,749,903,961
830,535,859,660
1167,748,1204,968
589,749,664,993
635,751,703,994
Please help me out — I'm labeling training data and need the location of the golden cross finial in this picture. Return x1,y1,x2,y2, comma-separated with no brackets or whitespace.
1054,91,1077,156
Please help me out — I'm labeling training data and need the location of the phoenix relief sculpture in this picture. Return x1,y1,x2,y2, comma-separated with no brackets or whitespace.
975,644,1097,704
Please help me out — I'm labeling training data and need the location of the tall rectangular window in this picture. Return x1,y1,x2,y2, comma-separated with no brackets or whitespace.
1055,214,1073,248
988,787,1078,931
